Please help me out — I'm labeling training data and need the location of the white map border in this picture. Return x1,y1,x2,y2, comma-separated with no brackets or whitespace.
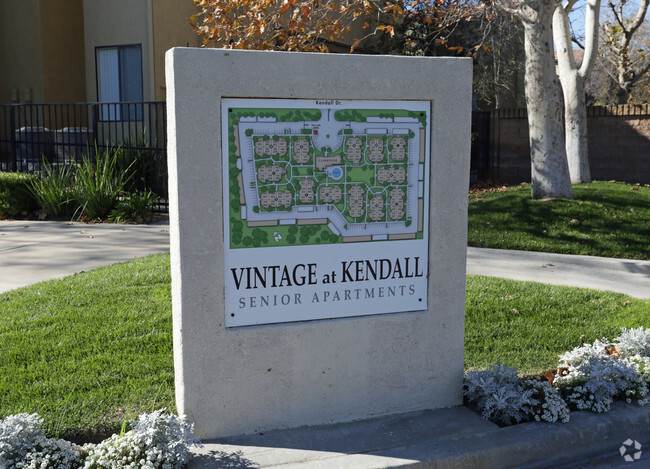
221,98,431,327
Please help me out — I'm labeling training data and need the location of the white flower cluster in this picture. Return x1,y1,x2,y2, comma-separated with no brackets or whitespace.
17,438,83,469
554,330,649,413
464,365,569,425
83,409,199,469
525,380,570,423
614,327,650,357
0,413,82,469
0,410,199,469
464,327,650,426
614,327,650,383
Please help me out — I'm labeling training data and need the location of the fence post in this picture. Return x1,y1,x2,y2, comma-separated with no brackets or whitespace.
9,105,17,172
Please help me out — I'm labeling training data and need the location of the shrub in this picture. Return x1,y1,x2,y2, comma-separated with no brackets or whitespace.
29,162,77,218
108,190,158,224
465,327,650,426
0,413,82,469
554,332,649,412
0,410,199,469
73,145,133,221
464,364,569,425
613,327,650,358
0,172,39,216
614,328,650,385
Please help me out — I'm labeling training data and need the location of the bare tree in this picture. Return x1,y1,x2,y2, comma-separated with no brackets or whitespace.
472,9,526,109
599,0,650,103
554,0,601,183
389,5,526,109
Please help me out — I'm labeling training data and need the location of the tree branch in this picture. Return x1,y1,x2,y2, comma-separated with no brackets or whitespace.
490,0,533,24
628,0,650,34
609,0,627,30
572,36,585,49
630,61,650,86
563,0,580,13
579,0,602,77
554,3,577,73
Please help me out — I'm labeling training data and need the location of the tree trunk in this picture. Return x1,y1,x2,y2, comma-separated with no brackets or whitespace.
617,88,630,104
560,71,591,183
522,1,573,199
553,0,598,184
615,36,632,104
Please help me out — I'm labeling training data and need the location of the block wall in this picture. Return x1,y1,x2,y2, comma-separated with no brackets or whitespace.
491,104,650,184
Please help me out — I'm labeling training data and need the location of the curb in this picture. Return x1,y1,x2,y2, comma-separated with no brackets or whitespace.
428,402,650,468
189,402,650,468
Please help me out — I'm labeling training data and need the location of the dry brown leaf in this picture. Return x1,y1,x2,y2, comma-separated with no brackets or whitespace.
543,371,555,384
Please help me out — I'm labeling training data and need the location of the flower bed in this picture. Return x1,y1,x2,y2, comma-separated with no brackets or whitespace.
0,409,199,469
464,327,649,425
3,327,648,466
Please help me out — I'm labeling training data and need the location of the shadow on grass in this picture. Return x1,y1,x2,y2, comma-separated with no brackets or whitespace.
468,183,650,259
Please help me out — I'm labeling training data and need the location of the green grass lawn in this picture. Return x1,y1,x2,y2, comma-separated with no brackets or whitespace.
1,254,648,442
468,181,650,260
465,275,648,374
0,254,175,444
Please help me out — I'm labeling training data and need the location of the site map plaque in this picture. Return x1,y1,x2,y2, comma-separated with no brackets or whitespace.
222,98,431,327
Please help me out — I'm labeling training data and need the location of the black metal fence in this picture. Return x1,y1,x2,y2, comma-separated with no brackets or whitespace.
1,102,492,214
0,101,168,211
470,111,490,185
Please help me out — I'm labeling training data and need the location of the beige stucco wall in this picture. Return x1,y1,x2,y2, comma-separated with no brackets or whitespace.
39,0,86,103
0,0,379,106
151,0,201,101
0,0,45,104
82,0,153,101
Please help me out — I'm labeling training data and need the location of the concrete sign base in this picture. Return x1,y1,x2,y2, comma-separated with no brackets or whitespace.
166,48,472,439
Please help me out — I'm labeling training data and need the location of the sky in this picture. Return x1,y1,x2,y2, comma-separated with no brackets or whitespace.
569,0,645,42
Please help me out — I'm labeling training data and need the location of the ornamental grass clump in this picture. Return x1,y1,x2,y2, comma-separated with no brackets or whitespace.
108,189,158,224
29,161,77,217
73,146,133,221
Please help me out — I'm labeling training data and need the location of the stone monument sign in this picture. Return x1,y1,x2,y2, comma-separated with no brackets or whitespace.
166,48,472,438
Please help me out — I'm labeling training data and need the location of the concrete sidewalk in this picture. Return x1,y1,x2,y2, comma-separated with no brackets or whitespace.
467,247,650,299
0,219,170,293
1,220,649,298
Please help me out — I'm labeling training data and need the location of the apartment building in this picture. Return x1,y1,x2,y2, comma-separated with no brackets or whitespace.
0,0,200,105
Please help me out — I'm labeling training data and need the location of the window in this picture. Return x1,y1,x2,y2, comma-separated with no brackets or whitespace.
96,45,143,121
